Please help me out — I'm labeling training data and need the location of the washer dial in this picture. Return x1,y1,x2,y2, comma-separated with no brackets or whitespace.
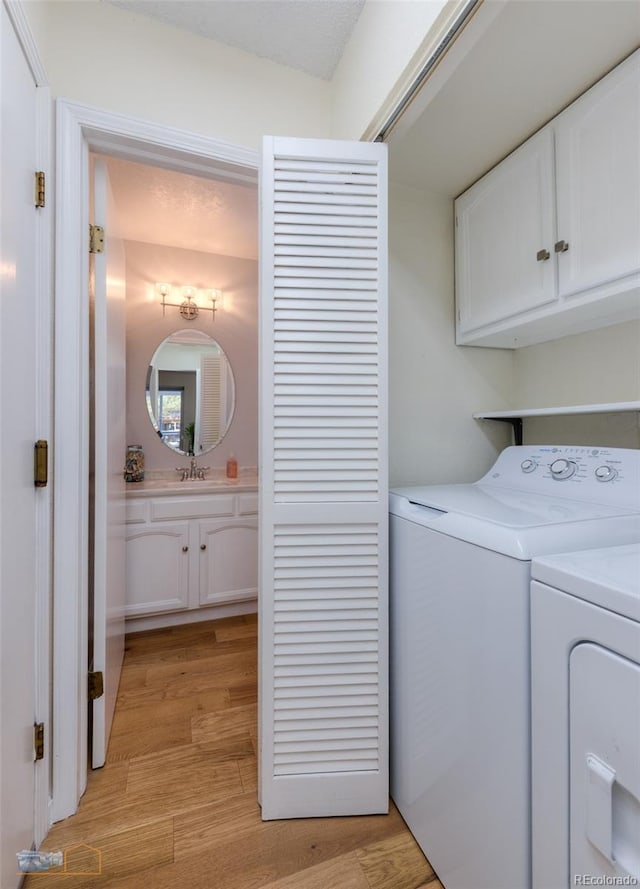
595,465,617,483
520,459,537,473
550,458,577,480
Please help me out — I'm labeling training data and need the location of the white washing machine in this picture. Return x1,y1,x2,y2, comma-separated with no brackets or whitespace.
531,543,640,889
389,445,640,889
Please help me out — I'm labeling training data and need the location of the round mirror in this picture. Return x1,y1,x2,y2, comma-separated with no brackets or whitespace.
146,329,235,456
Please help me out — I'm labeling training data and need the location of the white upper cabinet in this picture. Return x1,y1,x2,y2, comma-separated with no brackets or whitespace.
455,128,556,335
455,49,640,348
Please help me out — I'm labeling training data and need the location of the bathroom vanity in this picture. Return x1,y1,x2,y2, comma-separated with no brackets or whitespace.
125,476,258,630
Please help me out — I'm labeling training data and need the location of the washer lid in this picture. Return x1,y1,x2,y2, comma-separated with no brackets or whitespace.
532,543,640,621
392,483,636,528
389,489,640,561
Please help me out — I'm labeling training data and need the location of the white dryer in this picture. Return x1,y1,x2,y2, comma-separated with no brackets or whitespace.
531,543,640,889
389,445,640,889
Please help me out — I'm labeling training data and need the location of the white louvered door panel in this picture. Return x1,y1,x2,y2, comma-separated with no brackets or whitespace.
259,137,388,819
199,354,222,451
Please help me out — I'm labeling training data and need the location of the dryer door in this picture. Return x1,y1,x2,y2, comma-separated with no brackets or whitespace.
570,643,640,884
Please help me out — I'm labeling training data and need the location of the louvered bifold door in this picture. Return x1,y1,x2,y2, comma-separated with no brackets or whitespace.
259,136,388,819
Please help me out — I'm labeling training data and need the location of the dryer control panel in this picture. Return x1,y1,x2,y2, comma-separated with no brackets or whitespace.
478,446,640,510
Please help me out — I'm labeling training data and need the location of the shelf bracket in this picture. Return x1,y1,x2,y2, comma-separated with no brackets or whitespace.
488,416,524,446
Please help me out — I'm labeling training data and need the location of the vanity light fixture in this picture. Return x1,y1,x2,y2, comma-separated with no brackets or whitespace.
156,283,223,322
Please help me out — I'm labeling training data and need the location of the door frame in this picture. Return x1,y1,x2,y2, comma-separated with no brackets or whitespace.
53,100,258,820
3,0,53,845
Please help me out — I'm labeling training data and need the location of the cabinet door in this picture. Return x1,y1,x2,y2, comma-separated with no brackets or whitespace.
125,522,190,616
455,128,556,338
198,520,258,607
555,51,640,299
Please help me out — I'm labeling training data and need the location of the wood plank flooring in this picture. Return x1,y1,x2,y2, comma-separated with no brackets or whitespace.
29,614,442,889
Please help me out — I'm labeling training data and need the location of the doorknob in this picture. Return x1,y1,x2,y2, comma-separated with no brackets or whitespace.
182,545,189,553
536,249,550,261
200,544,206,551
554,239,569,253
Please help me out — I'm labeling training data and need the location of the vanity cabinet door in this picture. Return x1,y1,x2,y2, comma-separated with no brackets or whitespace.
198,519,258,607
455,127,556,340
554,51,640,299
125,521,190,616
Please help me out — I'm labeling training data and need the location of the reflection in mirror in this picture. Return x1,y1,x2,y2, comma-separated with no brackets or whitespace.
146,329,235,456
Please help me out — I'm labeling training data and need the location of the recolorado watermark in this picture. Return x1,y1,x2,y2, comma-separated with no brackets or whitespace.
17,843,103,876
574,876,639,886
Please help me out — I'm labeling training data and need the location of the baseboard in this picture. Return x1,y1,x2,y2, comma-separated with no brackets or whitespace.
125,599,257,633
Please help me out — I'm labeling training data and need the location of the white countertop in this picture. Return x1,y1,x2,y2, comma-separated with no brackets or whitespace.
125,475,258,497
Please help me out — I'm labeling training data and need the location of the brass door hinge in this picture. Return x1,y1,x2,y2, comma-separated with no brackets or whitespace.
34,723,45,761
88,671,104,701
34,440,48,487
89,224,105,254
35,171,46,208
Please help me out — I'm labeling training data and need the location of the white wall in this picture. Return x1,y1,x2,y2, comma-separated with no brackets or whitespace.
125,241,258,472
389,182,513,486
513,321,640,407
331,0,451,140
389,185,640,467
24,0,638,464
510,321,640,447
24,0,332,148
24,0,469,147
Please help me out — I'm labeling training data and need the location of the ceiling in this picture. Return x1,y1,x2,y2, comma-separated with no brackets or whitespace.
105,0,365,80
389,0,640,196
101,155,258,260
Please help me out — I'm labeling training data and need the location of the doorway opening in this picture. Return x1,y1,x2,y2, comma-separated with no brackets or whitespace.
87,149,259,769
53,101,259,821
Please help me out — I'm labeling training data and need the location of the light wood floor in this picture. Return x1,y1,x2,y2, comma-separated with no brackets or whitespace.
30,614,442,889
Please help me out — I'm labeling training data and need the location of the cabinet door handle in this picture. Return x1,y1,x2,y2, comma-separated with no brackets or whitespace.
182,545,189,553
554,239,569,253
536,249,550,261
200,544,206,551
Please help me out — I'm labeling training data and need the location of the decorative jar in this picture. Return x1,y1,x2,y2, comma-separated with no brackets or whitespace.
124,445,145,483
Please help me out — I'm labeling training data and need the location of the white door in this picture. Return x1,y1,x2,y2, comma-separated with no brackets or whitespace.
259,136,388,819
0,4,41,883
91,158,126,768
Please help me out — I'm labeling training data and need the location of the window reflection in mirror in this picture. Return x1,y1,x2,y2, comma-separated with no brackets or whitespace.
155,388,185,450
146,329,235,456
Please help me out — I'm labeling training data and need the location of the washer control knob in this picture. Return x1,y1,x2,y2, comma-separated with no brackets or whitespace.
550,458,576,480
520,459,537,473
595,465,617,483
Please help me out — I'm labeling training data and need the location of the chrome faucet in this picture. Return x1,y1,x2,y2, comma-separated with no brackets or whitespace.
175,458,209,481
